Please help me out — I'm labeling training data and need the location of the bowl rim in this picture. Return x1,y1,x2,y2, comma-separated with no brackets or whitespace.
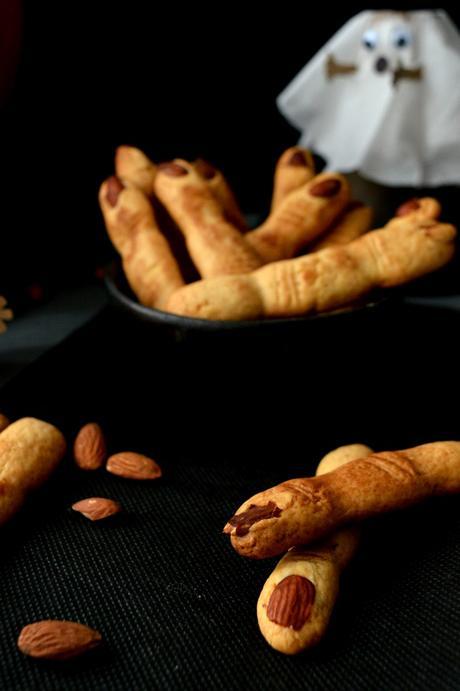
104,262,390,332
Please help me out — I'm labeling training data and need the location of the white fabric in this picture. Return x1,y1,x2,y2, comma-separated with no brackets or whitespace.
277,10,460,186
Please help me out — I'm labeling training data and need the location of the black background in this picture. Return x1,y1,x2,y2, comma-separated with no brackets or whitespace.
1,5,460,686
1,2,460,304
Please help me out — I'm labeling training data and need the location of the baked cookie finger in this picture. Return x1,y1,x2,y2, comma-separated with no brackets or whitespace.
166,216,456,320
194,159,247,231
393,197,441,223
115,146,157,196
0,418,66,526
257,444,372,655
271,146,315,211
114,147,200,283
154,160,263,277
245,173,350,262
224,440,460,559
308,202,373,251
99,176,184,309
115,146,248,232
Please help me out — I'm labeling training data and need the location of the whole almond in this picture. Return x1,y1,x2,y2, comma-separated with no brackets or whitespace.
309,178,341,198
106,175,124,207
18,620,102,660
106,452,162,480
0,413,10,433
74,423,107,470
288,151,308,167
72,497,121,521
396,198,420,217
157,161,188,177
266,575,316,630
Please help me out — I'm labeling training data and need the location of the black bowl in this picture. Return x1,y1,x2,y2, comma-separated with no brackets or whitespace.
104,263,393,342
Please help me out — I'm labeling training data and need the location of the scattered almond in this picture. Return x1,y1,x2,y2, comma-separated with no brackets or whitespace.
72,497,121,521
73,423,107,470
106,451,162,480
0,413,10,433
18,620,102,660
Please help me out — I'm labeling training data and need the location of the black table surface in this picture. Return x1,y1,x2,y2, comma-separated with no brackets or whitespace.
0,300,459,690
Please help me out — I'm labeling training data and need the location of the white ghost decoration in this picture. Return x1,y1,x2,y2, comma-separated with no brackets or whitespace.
277,10,460,186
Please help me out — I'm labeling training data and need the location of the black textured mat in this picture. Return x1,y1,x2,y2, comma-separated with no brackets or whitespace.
0,303,459,690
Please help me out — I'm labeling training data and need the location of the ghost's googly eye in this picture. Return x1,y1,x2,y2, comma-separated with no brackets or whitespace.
392,26,412,49
362,29,378,50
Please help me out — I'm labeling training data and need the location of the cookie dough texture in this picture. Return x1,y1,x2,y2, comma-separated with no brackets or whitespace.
246,172,350,262
168,216,456,320
270,146,315,211
99,178,185,309
225,441,460,559
0,417,66,526
309,202,373,251
154,160,263,278
257,444,372,654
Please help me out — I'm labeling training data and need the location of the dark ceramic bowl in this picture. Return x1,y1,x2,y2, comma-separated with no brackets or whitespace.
104,263,393,340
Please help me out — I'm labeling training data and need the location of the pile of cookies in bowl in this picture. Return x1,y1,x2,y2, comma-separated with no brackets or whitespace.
99,146,457,322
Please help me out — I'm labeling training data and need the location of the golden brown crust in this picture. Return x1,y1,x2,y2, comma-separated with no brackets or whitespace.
115,146,157,196
246,172,350,262
99,177,184,309
194,159,247,231
225,441,460,559
154,160,263,278
392,197,441,223
0,418,66,526
115,147,247,230
166,215,456,320
308,203,374,251
270,147,315,211
99,178,184,309
257,444,371,654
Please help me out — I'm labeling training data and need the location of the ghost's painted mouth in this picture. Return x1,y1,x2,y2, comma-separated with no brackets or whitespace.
326,53,423,87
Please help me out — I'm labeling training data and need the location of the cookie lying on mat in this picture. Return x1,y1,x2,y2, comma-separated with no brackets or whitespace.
0,418,66,526
167,215,456,320
258,443,372,655
224,441,460,559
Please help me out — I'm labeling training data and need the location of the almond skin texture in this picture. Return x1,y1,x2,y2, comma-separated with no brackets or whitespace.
106,452,162,480
74,423,107,470
72,497,121,521
18,620,102,660
266,575,316,630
